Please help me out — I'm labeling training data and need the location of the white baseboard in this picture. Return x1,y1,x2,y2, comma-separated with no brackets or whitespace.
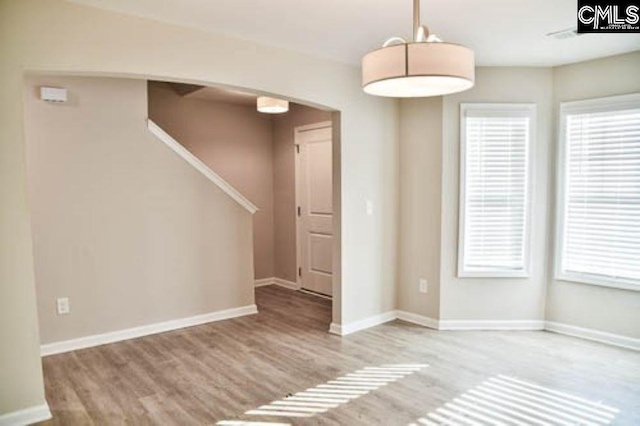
545,321,640,351
395,310,439,329
329,310,639,352
330,311,544,337
254,277,300,290
254,277,274,287
329,311,396,336
438,319,545,331
274,278,300,290
0,403,51,426
41,304,258,356
328,323,343,335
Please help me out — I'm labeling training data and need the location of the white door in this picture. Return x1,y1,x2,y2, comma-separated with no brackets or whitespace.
296,122,333,296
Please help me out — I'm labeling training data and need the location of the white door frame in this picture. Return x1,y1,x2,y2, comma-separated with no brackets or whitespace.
294,121,333,293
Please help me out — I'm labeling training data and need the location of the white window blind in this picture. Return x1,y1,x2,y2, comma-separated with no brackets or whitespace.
458,104,534,277
557,94,640,290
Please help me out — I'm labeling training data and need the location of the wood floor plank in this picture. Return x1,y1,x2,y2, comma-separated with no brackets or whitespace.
38,285,640,425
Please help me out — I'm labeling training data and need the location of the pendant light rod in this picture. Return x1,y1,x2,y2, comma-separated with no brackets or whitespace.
413,0,420,42
413,0,428,42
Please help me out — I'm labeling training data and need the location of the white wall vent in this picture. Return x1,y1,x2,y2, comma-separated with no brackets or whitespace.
40,87,68,103
546,28,582,40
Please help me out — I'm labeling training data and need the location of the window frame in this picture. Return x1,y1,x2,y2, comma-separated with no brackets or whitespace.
457,103,536,278
555,93,640,292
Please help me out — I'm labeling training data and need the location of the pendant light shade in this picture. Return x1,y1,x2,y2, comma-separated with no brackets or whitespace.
362,0,474,97
257,96,289,114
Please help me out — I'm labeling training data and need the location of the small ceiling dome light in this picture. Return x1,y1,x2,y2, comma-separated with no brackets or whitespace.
257,96,289,114
362,0,475,97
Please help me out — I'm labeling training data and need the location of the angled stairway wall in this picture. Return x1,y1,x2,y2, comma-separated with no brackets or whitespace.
148,82,275,279
148,82,331,283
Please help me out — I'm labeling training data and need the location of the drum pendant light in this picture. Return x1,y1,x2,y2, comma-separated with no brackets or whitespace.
257,96,289,114
362,0,475,97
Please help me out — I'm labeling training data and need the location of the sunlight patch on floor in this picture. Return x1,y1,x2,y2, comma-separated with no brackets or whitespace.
216,363,428,424
244,364,428,418
216,421,292,426
410,374,619,426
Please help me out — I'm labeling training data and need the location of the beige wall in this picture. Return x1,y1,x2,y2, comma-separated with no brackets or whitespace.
398,97,443,319
399,56,640,335
0,1,47,414
148,82,275,279
24,75,255,344
440,67,553,321
1,0,398,414
273,104,331,282
399,68,554,321
546,52,640,338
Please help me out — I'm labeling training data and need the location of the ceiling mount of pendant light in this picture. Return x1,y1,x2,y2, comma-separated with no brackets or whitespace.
362,0,475,97
257,96,289,114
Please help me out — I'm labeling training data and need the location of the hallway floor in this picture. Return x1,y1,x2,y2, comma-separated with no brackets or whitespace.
39,285,640,425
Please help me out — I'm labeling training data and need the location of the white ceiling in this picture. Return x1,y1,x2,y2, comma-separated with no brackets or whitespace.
69,0,639,66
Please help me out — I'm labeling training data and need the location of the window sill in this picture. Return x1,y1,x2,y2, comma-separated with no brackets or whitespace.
556,272,640,292
458,270,531,279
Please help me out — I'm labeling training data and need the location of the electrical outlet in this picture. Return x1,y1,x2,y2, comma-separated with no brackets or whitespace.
56,297,70,315
366,200,374,216
419,278,428,294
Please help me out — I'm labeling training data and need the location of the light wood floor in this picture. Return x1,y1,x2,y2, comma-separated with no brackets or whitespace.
39,285,640,425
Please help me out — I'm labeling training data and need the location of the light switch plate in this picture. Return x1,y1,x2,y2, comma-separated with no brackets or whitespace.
419,279,428,294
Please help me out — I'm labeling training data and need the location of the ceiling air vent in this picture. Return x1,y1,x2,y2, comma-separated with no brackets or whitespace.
547,28,582,40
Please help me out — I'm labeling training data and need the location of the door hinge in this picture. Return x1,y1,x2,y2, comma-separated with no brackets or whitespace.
297,206,301,217
295,144,300,154
298,267,302,277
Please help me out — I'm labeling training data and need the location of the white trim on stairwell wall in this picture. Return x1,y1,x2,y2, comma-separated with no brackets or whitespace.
254,277,300,290
0,403,51,426
40,305,258,356
147,119,258,214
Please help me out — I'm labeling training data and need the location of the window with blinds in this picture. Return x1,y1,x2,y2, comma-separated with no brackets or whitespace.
458,104,535,277
557,94,640,290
